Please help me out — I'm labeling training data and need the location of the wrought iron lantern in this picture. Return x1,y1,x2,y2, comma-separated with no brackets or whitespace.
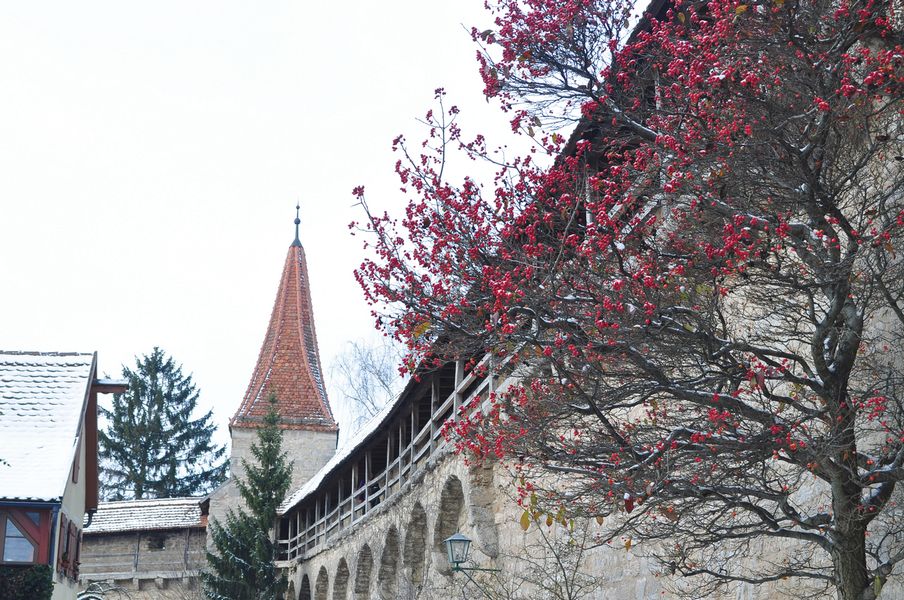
443,531,499,599
444,532,472,570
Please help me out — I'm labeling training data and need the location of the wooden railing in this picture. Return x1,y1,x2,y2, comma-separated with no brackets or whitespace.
278,355,507,561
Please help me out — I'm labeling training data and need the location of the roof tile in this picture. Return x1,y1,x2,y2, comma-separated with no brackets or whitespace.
84,497,205,534
231,243,337,432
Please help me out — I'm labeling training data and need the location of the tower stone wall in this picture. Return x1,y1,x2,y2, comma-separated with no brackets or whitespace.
230,426,337,494
208,426,338,534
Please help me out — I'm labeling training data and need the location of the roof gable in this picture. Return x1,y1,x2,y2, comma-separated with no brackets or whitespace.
0,351,95,502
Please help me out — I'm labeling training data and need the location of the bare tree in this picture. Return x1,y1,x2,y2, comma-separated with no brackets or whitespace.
330,338,406,435
431,515,605,600
78,582,132,600
499,518,604,600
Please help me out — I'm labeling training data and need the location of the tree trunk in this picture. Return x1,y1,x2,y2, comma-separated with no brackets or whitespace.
832,530,868,600
832,422,869,600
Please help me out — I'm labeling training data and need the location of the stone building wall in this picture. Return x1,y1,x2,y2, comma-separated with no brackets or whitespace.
283,448,904,600
80,528,205,600
229,426,337,494
208,426,337,536
284,448,669,600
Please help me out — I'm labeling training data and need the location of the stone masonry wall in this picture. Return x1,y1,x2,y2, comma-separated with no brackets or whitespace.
229,426,337,494
79,528,205,600
284,449,904,600
208,426,337,540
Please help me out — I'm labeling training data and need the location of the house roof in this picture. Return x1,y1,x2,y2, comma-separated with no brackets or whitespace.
231,235,337,432
83,497,208,534
0,351,95,502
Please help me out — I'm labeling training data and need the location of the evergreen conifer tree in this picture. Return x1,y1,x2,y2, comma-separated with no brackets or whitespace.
99,347,227,499
203,394,292,600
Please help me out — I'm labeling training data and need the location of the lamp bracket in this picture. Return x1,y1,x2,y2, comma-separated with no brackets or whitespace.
452,565,501,573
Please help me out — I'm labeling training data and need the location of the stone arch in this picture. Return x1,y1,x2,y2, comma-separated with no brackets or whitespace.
354,544,373,599
333,558,350,600
299,574,312,600
433,475,467,574
315,566,329,600
403,502,428,584
377,525,400,599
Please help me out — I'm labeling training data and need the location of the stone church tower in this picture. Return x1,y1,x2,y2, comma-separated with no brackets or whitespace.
210,210,338,521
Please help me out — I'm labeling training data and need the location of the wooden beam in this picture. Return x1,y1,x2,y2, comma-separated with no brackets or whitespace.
92,378,128,395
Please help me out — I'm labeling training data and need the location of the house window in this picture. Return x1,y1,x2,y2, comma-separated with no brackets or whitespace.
0,513,38,564
146,534,166,550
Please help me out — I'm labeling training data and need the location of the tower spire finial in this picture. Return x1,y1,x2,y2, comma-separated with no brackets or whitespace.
292,202,301,247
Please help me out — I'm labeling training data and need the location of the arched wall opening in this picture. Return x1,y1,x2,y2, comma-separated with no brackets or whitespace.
377,525,400,599
315,565,329,600
433,475,466,575
403,502,428,584
299,574,312,600
333,558,350,600
354,544,373,599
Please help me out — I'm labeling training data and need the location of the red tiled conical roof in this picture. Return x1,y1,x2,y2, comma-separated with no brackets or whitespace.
231,237,338,432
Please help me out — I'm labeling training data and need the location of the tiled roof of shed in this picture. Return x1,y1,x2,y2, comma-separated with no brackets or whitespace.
231,240,337,432
0,351,95,502
84,497,207,534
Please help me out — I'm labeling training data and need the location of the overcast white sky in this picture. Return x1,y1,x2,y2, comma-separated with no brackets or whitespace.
0,1,518,449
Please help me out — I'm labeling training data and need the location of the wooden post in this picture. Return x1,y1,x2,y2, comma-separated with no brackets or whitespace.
364,450,371,515
385,434,391,497
430,377,439,450
351,463,357,521
410,406,415,466
398,419,404,484
454,360,464,417
316,497,321,546
183,528,189,570
305,507,310,553
133,531,141,587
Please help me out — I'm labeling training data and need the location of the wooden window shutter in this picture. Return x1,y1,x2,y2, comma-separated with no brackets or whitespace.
66,522,77,578
57,513,68,572
73,527,82,578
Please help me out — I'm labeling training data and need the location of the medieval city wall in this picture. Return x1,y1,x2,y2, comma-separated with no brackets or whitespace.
285,445,904,600
284,445,674,600
285,446,669,600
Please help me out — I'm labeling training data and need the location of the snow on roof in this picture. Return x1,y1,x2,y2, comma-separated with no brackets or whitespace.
0,351,95,502
84,497,207,534
278,377,414,515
